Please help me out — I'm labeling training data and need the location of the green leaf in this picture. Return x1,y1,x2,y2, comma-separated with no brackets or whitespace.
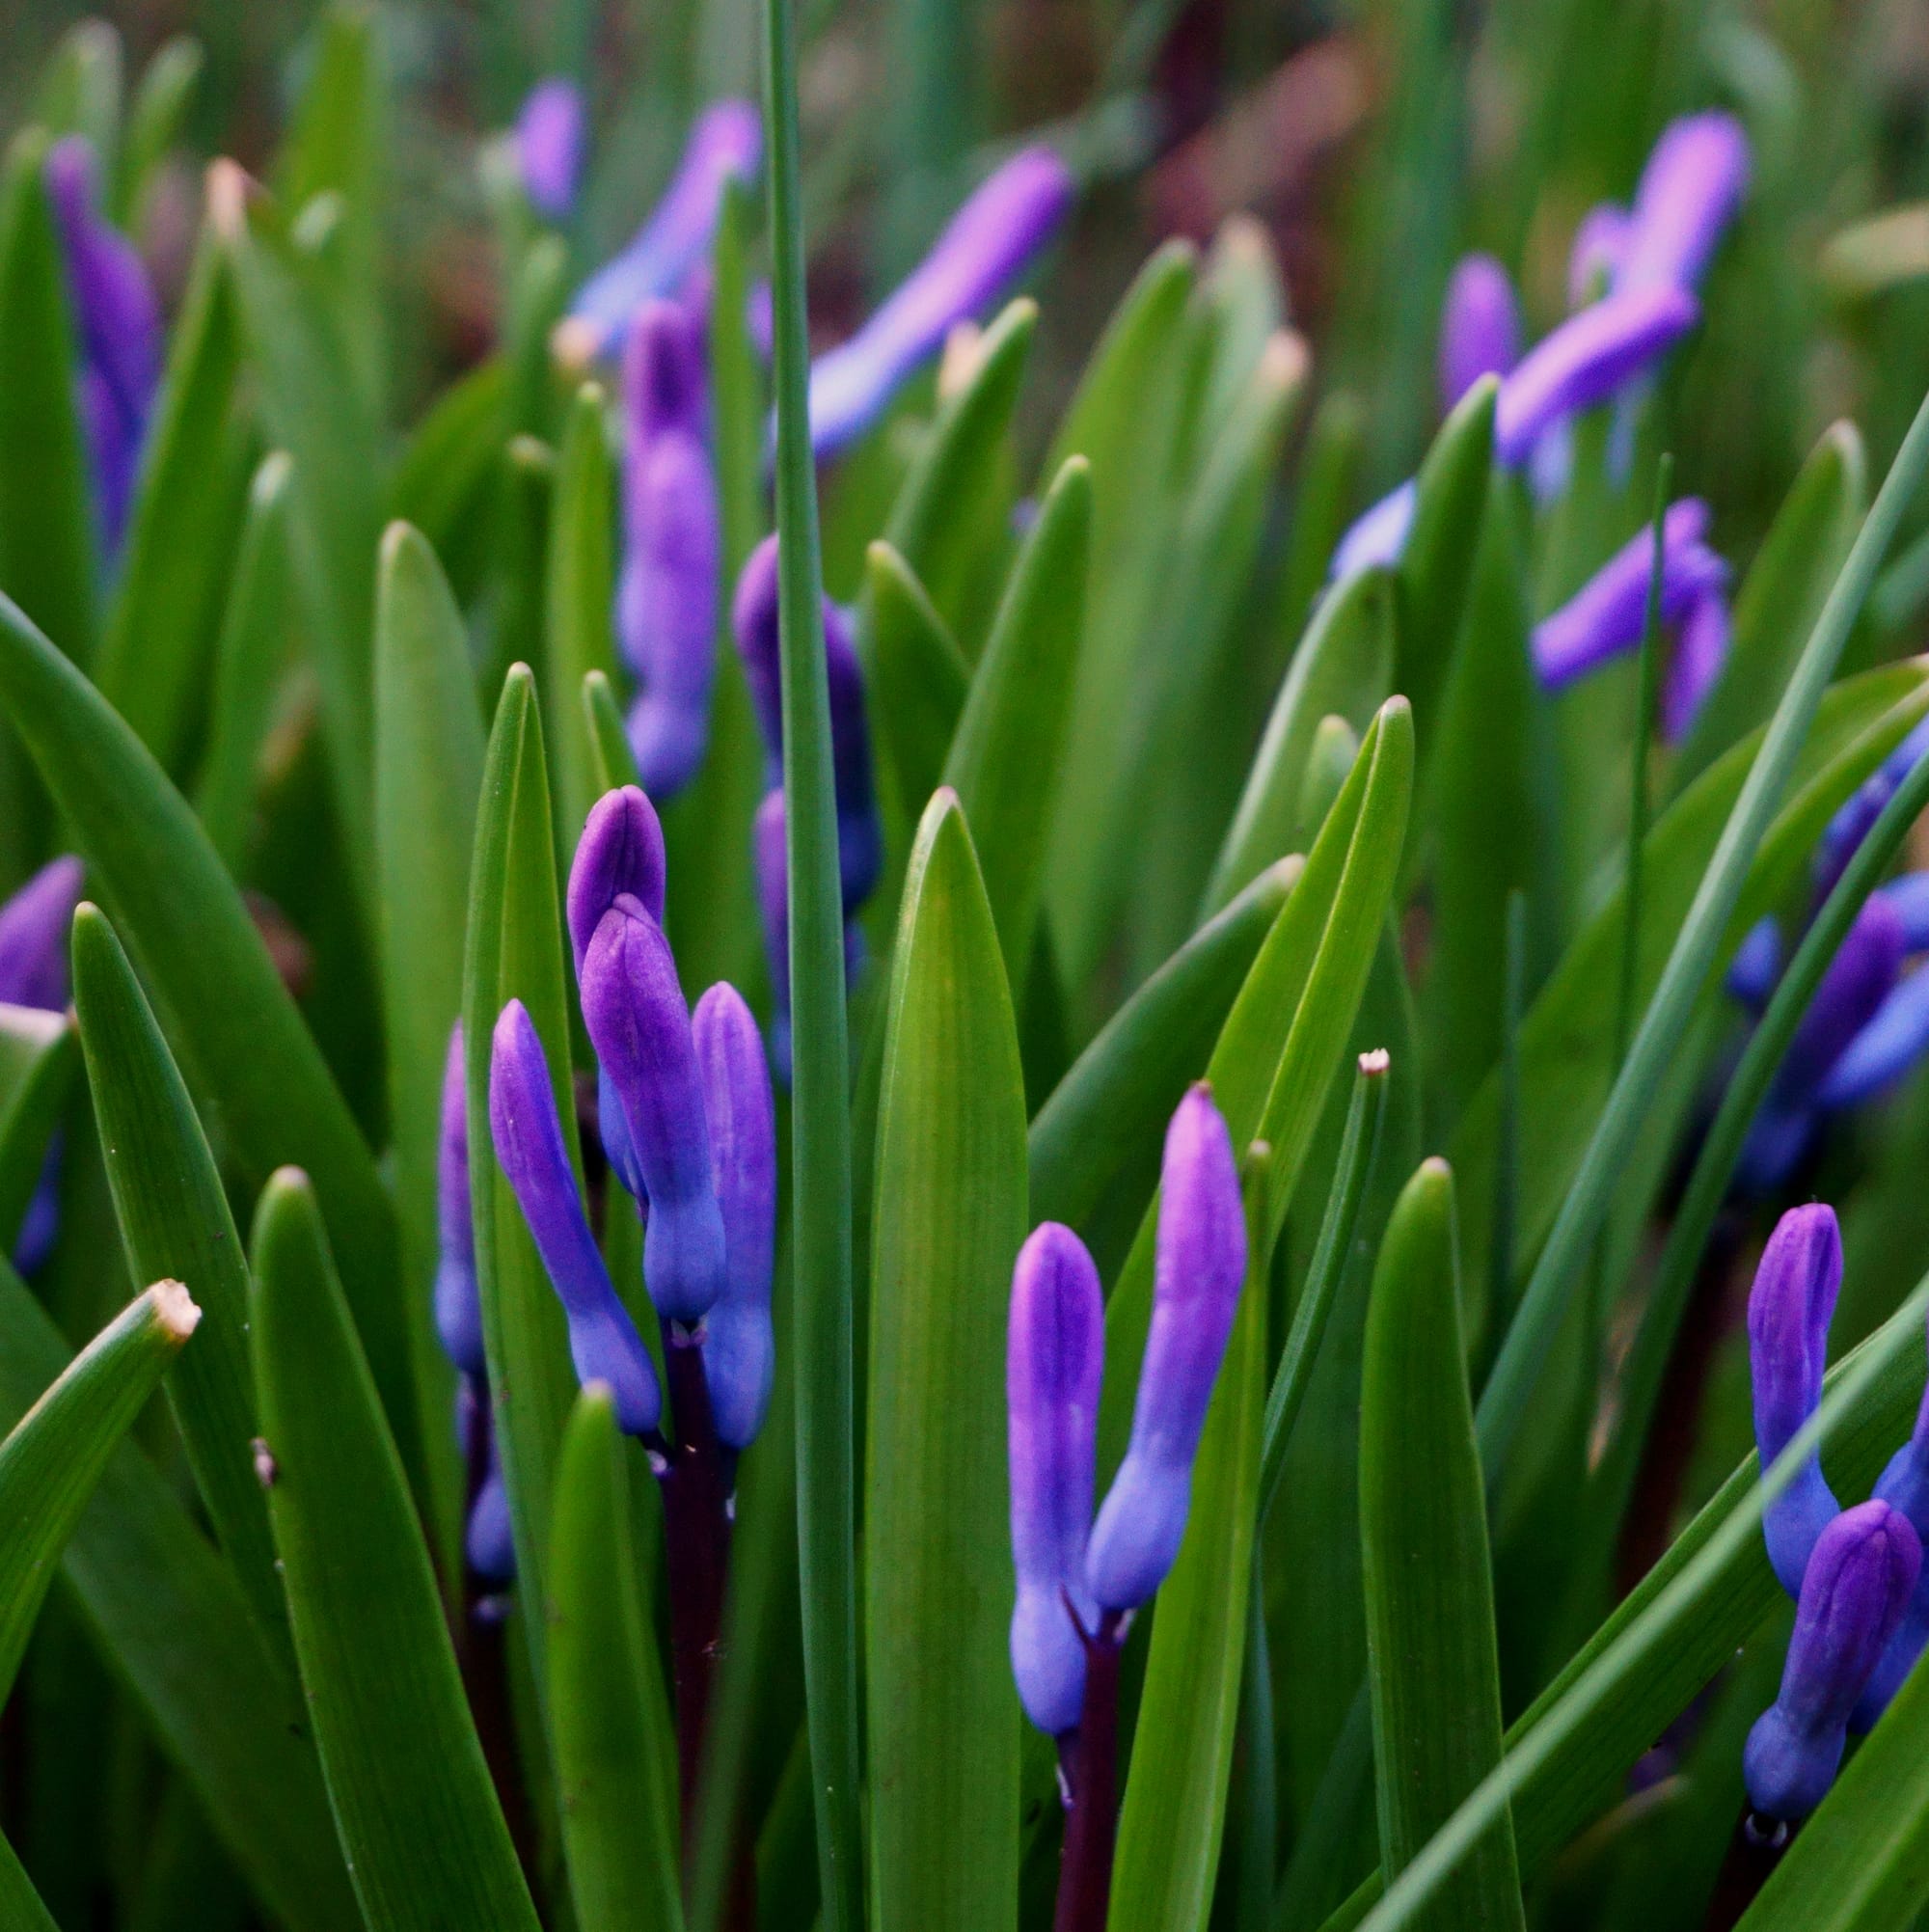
0,1279,198,1699
70,904,285,1653
193,450,296,872
116,34,202,229
461,663,583,1674
867,789,1026,1932
545,383,618,850
97,213,253,776
0,1004,76,1259
1359,1158,1525,1932
941,455,1091,985
1670,421,1866,795
250,1167,543,1932
550,1387,685,1932
584,668,642,792
709,175,765,586
0,129,95,663
1207,566,1396,916
1271,391,1364,671
36,20,122,177
761,0,864,1917
374,522,488,1572
864,539,969,827
0,582,422,1483
0,1827,61,1932
0,1257,355,1932
1107,699,1414,1932
388,357,511,610
1027,856,1296,1234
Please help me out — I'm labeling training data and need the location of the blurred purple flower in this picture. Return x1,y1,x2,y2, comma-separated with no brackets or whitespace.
806,147,1074,458
1008,1221,1103,1736
43,137,160,560
1438,254,1519,413
1744,1500,1919,1821
1330,481,1417,582
0,857,82,1275
1818,715,1929,904
433,1024,487,1378
618,298,720,798
564,100,761,361
1569,204,1632,308
1615,112,1752,297
1660,585,1731,740
517,77,586,222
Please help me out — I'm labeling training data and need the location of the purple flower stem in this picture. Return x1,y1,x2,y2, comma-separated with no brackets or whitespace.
1701,1808,1794,1931
1053,1610,1126,1932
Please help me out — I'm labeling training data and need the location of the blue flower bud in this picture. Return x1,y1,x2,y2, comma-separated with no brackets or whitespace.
1817,958,1929,1110
1749,1205,1844,1597
1438,255,1519,413
1858,1335,1929,1725
488,999,662,1434
578,901,726,1323
692,983,776,1448
1086,1084,1246,1611
1615,113,1751,297
457,1375,516,1583
1744,1500,1919,1820
0,856,83,1012
434,1024,487,1377
1818,717,1929,900
805,147,1073,458
1008,1221,1103,1736
516,77,586,222
619,299,721,799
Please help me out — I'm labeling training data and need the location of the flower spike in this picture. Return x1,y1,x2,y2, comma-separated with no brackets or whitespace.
1086,1084,1246,1611
434,1025,487,1378
516,77,586,222
489,1000,662,1435
693,983,777,1448
1438,255,1519,412
1744,1500,1919,1821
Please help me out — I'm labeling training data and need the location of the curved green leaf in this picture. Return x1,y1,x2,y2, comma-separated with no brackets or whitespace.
0,1827,60,1932
251,1167,542,1932
867,788,1026,1932
0,1004,75,1259
865,539,968,827
551,1387,684,1932
117,35,201,228
389,357,510,609
1360,1158,1524,1932
545,383,618,849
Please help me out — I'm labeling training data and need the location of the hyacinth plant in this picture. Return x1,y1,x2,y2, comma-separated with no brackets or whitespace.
16,7,1929,1932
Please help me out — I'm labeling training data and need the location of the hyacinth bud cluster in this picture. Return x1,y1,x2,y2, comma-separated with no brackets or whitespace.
1743,1205,1929,1822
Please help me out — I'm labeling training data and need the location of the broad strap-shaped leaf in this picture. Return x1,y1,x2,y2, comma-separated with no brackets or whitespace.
0,1258,353,1932
941,455,1091,986
387,356,510,610
461,663,583,1678
0,1280,199,1698
98,207,253,776
550,1387,684,1932
71,904,285,1652
0,1828,63,1932
250,1167,543,1932
0,583,421,1484
0,1002,76,1259
867,789,1026,1932
0,128,95,663
1360,1158,1525,1932
864,540,969,829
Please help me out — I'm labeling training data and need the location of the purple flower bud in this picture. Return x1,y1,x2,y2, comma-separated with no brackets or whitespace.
564,101,762,361
732,535,883,911
1569,204,1631,308
516,77,586,223
1008,1221,1103,1736
805,148,1074,458
568,784,668,967
1330,480,1418,582
578,901,726,1323
1729,917,1782,1015
1860,1338,1929,1724
1493,285,1699,467
1661,586,1730,741
1744,1500,1920,1820
434,1024,487,1377
1817,965,1929,1110
1749,1205,1844,1596
1738,898,1905,1194
1879,872,1929,953
618,299,720,798
1438,254,1520,413
43,138,160,559
693,982,776,1447
1086,1084,1246,1611
0,857,83,1012
1616,113,1751,297
457,1376,517,1583
1533,500,1729,690
1819,717,1929,902
489,1000,662,1434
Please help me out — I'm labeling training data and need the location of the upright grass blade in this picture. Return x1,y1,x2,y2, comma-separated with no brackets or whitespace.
116,34,201,228
0,1280,199,1699
250,1168,543,1932
0,1259,354,1932
864,540,969,824
374,522,488,1572
545,383,618,851
461,664,583,1674
0,129,95,664
389,357,511,610
710,176,765,585
0,1005,75,1258
940,455,1091,985
866,790,1025,1932
1475,385,1929,1476
584,669,642,792
760,0,863,1916
71,905,285,1654
549,1387,684,1932
0,1829,61,1932
1359,1159,1525,1932
97,212,252,776
0,584,422,1486
1028,856,1298,1234
194,451,297,873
